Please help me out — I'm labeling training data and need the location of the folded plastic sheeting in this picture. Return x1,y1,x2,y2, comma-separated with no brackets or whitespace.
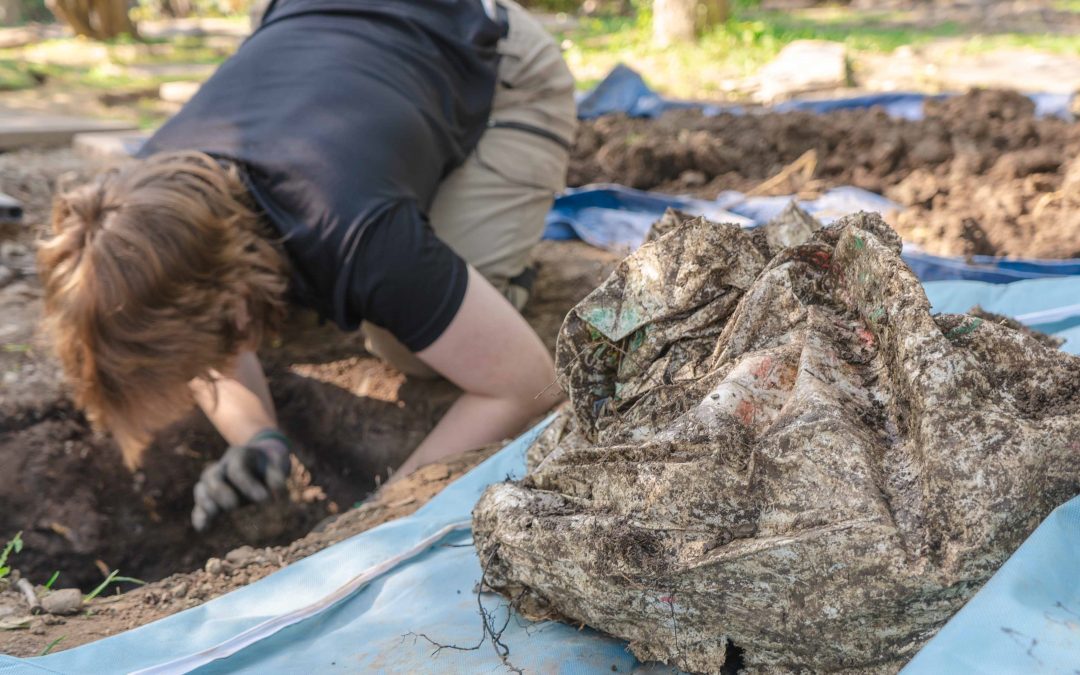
544,184,1080,283
576,64,1075,121
475,212,1080,672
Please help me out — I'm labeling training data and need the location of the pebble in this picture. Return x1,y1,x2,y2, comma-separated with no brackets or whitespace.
168,582,189,599
204,558,226,576
0,603,18,620
225,546,255,567
0,264,13,289
41,588,83,616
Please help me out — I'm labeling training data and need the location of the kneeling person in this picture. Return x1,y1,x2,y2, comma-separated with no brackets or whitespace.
37,0,575,530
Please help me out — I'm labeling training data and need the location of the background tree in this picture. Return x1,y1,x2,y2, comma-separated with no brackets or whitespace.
653,0,728,47
46,0,136,40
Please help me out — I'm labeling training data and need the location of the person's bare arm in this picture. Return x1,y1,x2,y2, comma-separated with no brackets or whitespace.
191,350,278,446
392,266,561,479
189,350,291,530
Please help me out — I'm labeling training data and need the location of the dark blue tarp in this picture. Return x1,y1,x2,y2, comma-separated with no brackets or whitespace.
576,64,1075,121
544,184,1080,283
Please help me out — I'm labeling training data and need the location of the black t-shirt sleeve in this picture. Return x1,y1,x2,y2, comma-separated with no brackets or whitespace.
340,199,468,352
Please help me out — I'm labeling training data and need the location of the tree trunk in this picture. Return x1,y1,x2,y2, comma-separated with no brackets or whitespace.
0,0,23,25
46,0,137,40
653,0,728,47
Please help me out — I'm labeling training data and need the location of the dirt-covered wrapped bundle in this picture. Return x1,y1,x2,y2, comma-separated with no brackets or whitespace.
472,210,1080,673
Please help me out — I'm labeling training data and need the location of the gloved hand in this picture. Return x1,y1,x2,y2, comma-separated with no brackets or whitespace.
191,429,292,532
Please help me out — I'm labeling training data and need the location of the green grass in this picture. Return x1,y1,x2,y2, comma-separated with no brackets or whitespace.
0,33,229,94
556,3,1080,99
556,8,967,98
0,60,42,91
39,637,64,656
84,569,146,602
0,532,23,580
961,32,1080,56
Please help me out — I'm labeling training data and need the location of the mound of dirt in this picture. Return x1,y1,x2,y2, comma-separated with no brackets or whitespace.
569,89,1080,259
472,211,1080,673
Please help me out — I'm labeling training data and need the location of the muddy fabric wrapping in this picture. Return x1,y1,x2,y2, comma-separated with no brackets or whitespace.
543,183,1080,283
474,212,1080,672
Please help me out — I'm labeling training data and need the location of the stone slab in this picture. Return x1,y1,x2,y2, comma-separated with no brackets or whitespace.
0,113,138,151
754,39,849,103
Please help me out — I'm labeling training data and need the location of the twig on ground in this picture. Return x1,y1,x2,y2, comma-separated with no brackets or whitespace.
746,149,818,197
15,578,41,614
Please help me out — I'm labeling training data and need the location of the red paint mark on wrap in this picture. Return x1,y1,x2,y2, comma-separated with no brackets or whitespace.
736,399,756,426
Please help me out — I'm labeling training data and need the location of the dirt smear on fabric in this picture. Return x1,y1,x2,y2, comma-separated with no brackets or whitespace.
570,88,1080,259
473,210,1080,673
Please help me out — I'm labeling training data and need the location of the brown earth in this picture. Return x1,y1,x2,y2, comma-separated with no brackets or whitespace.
570,88,1080,259
0,444,501,656
0,149,620,639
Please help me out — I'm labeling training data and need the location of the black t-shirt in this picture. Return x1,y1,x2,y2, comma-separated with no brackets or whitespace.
140,0,504,351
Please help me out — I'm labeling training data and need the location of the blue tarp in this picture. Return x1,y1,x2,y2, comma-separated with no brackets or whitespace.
576,64,1076,121
903,497,1080,674
544,184,1080,283
0,278,1078,673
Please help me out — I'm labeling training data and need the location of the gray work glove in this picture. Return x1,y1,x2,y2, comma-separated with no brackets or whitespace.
191,429,292,532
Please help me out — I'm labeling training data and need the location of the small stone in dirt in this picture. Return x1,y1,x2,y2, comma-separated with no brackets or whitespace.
0,603,19,620
168,582,189,599
0,264,13,289
204,558,227,576
0,614,33,630
41,588,83,616
225,546,256,567
678,170,706,187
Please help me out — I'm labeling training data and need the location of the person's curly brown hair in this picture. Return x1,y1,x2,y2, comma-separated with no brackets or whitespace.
38,151,289,466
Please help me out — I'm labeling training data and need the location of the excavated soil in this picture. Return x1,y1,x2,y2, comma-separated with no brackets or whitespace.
0,444,501,656
570,88,1080,259
0,150,619,607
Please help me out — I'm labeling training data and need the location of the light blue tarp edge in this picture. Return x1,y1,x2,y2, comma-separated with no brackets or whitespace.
902,497,1080,674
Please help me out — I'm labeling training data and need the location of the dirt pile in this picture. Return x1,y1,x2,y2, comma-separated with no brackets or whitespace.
472,211,1080,673
569,89,1080,259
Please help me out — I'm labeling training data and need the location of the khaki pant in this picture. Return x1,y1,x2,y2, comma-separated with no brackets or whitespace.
363,0,577,378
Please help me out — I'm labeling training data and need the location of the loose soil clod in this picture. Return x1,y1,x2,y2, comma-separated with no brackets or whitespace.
570,89,1080,259
473,211,1080,673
